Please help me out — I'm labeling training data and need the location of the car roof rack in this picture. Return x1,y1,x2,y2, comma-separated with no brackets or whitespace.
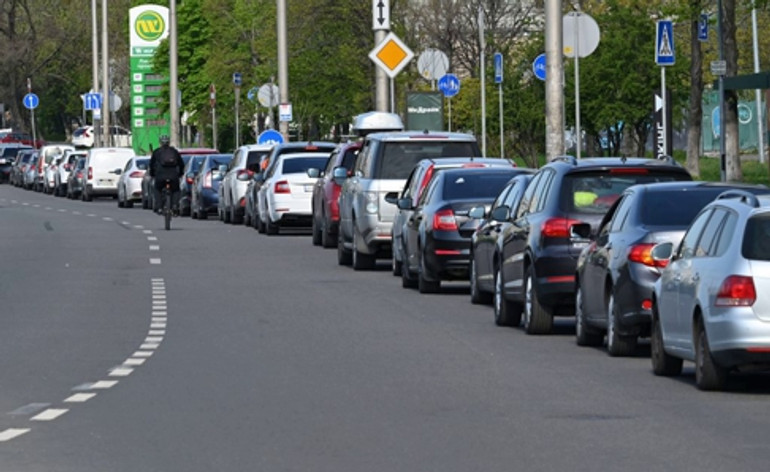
716,189,761,208
552,154,577,165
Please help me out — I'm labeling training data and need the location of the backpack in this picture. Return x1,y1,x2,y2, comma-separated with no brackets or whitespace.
158,148,178,168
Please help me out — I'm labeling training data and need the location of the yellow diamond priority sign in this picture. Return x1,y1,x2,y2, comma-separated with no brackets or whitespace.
369,32,414,79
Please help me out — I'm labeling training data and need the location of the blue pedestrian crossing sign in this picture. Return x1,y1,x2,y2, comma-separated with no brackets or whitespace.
23,93,39,110
656,20,675,66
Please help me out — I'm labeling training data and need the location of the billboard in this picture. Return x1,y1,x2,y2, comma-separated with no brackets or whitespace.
405,92,443,131
129,5,170,155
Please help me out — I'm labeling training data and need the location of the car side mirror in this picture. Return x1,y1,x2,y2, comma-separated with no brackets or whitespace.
570,222,592,240
218,164,228,173
384,191,399,205
332,166,348,185
397,197,413,210
489,205,510,221
307,168,321,178
468,206,487,219
651,242,674,263
253,173,265,184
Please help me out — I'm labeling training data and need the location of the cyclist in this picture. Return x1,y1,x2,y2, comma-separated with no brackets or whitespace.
149,135,184,216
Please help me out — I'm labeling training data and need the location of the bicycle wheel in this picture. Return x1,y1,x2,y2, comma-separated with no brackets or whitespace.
164,191,172,230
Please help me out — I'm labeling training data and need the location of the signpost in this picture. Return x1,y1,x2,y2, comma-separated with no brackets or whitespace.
210,83,217,149
494,52,504,157
369,32,414,112
23,78,38,149
233,72,242,147
656,20,675,159
438,73,460,131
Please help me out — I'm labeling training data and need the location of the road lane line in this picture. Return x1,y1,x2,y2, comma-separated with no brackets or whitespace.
133,351,154,358
144,230,153,234
148,330,165,336
89,380,119,389
140,343,160,350
150,245,160,251
64,393,97,403
31,409,68,421
109,367,134,377
0,429,31,442
148,236,158,241
150,258,161,264
124,358,146,366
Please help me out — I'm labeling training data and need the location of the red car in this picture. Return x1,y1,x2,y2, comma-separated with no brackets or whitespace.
0,130,45,148
309,141,361,248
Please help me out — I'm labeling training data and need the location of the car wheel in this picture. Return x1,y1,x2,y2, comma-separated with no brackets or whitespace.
117,189,125,207
392,253,402,277
266,217,280,235
257,215,266,233
418,253,440,294
352,224,376,270
695,320,728,391
470,257,493,305
523,265,553,335
606,292,637,357
224,205,232,223
575,284,603,346
311,214,322,246
321,218,336,249
337,229,352,266
650,305,683,376
198,205,208,220
231,206,242,225
494,266,522,326
401,257,418,288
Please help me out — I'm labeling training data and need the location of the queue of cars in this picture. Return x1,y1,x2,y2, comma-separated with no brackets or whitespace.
5,113,770,392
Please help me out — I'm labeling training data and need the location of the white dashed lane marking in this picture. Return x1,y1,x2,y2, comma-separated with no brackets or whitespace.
89,380,119,390
109,367,134,377
31,409,68,421
150,258,162,264
0,429,30,442
64,393,97,403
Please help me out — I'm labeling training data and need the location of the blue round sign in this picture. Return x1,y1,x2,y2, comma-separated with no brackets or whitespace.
23,93,39,110
532,53,546,81
258,129,284,145
438,74,460,98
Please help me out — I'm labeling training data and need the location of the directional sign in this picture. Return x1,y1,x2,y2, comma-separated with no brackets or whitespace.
84,92,102,111
372,0,390,31
494,53,503,84
532,53,546,81
369,32,414,79
698,14,709,42
438,74,460,98
279,103,293,122
656,20,675,66
23,93,39,110
233,72,242,87
257,129,284,145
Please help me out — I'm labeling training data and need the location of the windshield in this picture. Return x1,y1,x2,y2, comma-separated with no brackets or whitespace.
377,141,480,179
442,171,516,201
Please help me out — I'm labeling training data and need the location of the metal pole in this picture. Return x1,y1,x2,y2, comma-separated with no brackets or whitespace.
479,6,486,157
375,30,388,112
277,0,290,140
662,67,667,157
235,88,241,148
91,0,100,146
718,0,726,182
101,0,110,147
498,83,504,157
752,1,765,163
27,79,37,149
448,97,452,132
390,79,395,113
545,0,565,161
212,107,217,149
573,12,581,159
169,0,179,147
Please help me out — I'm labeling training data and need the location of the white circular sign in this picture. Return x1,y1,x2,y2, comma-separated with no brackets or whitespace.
109,93,122,112
563,12,600,58
417,49,449,81
258,84,280,108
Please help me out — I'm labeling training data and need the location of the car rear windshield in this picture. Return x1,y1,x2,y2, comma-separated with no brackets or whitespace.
442,172,516,201
377,141,480,179
209,156,232,169
742,215,770,260
282,156,329,174
246,150,270,172
73,128,87,137
640,189,729,226
562,170,690,215
135,159,150,171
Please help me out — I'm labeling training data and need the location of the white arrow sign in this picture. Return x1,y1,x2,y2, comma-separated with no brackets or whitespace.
372,0,390,31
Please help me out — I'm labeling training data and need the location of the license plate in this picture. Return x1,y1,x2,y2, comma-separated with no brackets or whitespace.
304,185,313,192
99,179,113,185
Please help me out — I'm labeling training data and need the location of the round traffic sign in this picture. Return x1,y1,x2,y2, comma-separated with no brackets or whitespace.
418,49,449,81
532,53,546,81
257,129,284,145
23,93,39,110
563,12,600,58
438,74,460,98
258,84,280,108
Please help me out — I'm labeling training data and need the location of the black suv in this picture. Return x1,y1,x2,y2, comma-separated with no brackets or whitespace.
492,156,692,334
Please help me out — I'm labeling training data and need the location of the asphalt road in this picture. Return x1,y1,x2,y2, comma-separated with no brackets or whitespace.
1,184,769,472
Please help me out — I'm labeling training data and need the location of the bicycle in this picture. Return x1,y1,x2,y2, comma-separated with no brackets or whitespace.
160,179,174,230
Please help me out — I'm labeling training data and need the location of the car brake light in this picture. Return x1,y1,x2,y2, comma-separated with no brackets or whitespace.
628,243,668,268
417,165,435,201
461,163,487,168
239,196,246,207
129,171,144,178
203,170,213,188
542,218,582,238
609,168,649,175
715,275,756,306
88,167,93,180
275,180,290,194
186,176,194,184
433,208,458,231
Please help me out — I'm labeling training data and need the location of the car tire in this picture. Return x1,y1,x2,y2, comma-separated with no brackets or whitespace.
224,205,232,223
606,292,637,357
337,230,352,266
470,257,493,305
695,320,728,391
523,265,553,335
231,206,242,225
392,254,402,277
352,225,376,271
118,196,125,208
125,199,134,209
650,306,683,376
418,253,440,294
311,214,322,246
575,284,603,346
494,266,522,326
401,258,418,289
266,218,280,235
321,218,336,249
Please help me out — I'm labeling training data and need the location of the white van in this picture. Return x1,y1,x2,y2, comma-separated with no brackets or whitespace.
82,147,135,201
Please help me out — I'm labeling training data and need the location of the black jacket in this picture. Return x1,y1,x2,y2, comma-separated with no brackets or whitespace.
149,144,184,181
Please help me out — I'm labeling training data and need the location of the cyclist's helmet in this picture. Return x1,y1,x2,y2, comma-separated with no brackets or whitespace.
159,135,170,145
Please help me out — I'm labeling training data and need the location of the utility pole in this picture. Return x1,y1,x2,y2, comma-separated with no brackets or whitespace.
277,0,289,140
169,0,179,147
91,0,100,147
101,0,110,147
717,0,726,182
545,0,565,161
479,6,486,157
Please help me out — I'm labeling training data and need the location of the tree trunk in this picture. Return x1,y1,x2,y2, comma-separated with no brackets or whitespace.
686,7,703,178
723,0,743,181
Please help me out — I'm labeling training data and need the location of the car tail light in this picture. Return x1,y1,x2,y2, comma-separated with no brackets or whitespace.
541,218,582,238
203,171,213,188
237,169,253,181
88,167,93,180
610,168,649,175
64,164,72,171
417,165,435,201
129,171,144,178
715,275,756,306
185,176,194,184
274,180,290,194
628,243,668,268
239,196,246,207
433,208,458,231
461,163,487,168
641,299,652,310
330,185,342,220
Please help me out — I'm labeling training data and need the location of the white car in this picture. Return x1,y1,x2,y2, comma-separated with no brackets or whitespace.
256,152,329,235
72,125,132,148
38,144,75,193
53,149,87,197
82,147,135,201
117,156,150,208
218,144,273,224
